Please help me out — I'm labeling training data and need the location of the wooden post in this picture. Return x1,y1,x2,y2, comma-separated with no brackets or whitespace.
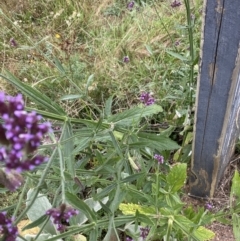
189,0,240,198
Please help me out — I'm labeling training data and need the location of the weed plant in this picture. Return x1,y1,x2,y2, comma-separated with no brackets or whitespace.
0,0,237,241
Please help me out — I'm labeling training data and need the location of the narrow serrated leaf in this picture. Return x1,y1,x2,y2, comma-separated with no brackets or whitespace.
166,50,189,61
61,122,75,177
65,192,96,222
108,105,163,127
104,96,113,117
60,94,83,101
166,163,187,192
1,71,65,115
22,215,48,231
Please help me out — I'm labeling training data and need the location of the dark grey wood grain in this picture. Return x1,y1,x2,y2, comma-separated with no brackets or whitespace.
189,0,240,197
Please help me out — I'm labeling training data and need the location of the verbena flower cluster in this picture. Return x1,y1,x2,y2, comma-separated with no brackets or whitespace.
205,202,213,210
140,92,155,106
127,1,135,11
154,154,164,164
123,56,130,63
0,212,18,241
9,38,17,47
140,227,150,239
0,92,50,173
46,203,79,232
171,0,181,8
126,226,150,241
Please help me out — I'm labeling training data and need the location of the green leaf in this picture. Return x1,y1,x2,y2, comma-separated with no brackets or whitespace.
119,203,155,216
0,71,65,115
192,226,215,241
22,215,48,231
94,183,117,200
108,131,123,158
89,229,98,241
166,163,187,193
231,170,240,205
61,122,75,177
166,50,189,61
53,56,66,74
73,137,92,154
25,108,66,121
120,172,145,184
108,105,163,127
72,196,109,225
233,213,240,240
135,210,155,226
135,132,179,151
104,96,113,117
60,94,83,101
174,215,215,241
85,74,94,93
65,192,96,222
145,44,154,55
125,185,153,203
166,217,173,241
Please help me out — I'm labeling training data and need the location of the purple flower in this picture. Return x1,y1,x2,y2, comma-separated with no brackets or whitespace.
140,92,155,106
46,204,79,232
205,202,213,210
154,154,164,164
123,56,130,63
171,0,181,8
9,38,17,47
140,226,150,239
0,92,51,190
175,40,180,46
0,212,18,241
127,1,135,11
126,237,133,241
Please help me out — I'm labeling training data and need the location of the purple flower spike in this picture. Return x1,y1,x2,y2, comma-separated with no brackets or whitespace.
126,237,133,241
175,40,180,46
154,154,164,164
171,0,181,8
140,226,150,239
140,92,155,106
123,56,130,63
127,1,135,11
0,92,51,190
9,38,18,47
0,212,18,241
46,204,79,232
205,202,213,210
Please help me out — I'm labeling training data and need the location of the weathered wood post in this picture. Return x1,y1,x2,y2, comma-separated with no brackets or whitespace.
189,0,240,198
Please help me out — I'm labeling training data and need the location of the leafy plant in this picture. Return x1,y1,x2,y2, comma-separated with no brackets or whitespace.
119,163,215,241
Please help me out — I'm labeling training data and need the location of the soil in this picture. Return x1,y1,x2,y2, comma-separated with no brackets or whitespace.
183,153,240,241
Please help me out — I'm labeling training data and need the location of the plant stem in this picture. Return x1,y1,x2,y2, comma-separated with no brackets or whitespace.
183,0,195,108
14,147,57,224
13,177,30,218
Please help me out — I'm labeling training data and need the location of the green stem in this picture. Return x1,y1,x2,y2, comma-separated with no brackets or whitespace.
13,176,30,218
155,165,160,212
152,2,177,52
14,147,57,224
183,0,195,108
58,145,66,203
